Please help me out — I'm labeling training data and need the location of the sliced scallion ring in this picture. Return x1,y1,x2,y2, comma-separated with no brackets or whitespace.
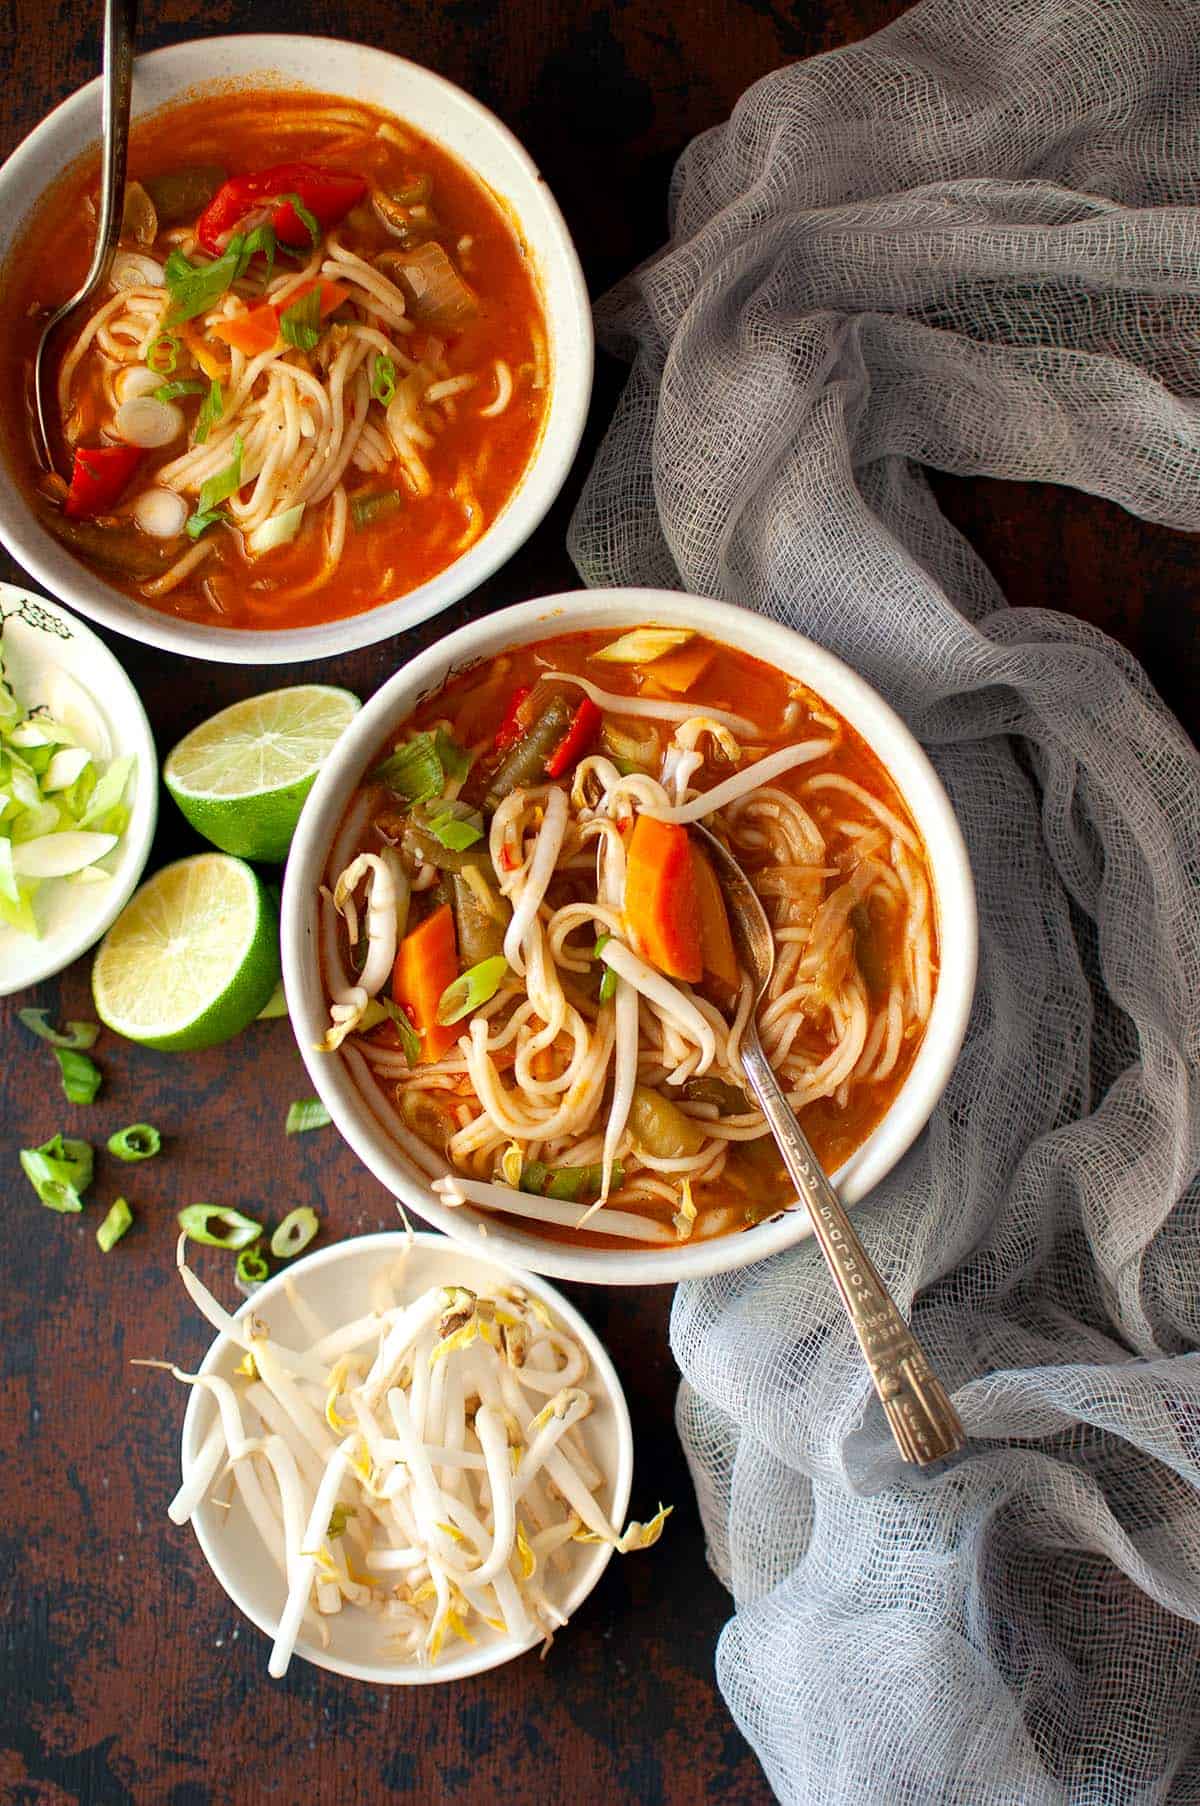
97,1197,133,1252
17,1009,99,1049
55,1046,102,1104
285,1099,332,1135
177,1205,262,1250
437,955,509,1026
270,1207,319,1261
107,1123,162,1162
235,1245,270,1295
20,1133,93,1212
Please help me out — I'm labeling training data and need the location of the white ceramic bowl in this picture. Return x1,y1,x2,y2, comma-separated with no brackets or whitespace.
179,1231,633,1684
0,583,157,995
0,36,592,664
282,588,978,1286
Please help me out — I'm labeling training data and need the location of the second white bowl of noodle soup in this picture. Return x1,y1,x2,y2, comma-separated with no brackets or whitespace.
0,36,591,663
282,589,977,1286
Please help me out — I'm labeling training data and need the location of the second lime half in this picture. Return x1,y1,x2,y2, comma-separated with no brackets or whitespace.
164,684,361,863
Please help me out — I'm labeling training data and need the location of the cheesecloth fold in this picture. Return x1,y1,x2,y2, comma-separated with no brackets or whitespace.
567,2,1200,1798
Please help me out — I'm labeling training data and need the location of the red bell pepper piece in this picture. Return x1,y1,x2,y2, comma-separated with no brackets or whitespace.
196,162,367,254
493,684,533,752
544,697,602,779
63,446,144,520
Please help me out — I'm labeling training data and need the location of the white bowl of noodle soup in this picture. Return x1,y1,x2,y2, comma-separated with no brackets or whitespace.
282,589,977,1286
0,36,591,663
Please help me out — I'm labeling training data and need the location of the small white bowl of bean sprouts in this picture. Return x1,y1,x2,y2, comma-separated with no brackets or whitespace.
168,1230,651,1684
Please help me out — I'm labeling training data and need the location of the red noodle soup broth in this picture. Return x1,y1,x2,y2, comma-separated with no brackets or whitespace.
318,627,939,1252
0,90,548,630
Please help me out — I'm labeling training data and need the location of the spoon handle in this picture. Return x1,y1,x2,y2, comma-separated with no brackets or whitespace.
738,1029,965,1467
95,0,140,283
31,0,139,467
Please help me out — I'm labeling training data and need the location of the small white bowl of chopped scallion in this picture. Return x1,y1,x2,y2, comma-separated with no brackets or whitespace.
0,583,156,993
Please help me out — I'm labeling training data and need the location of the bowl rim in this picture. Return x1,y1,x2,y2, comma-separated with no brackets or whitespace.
179,1228,635,1684
281,586,979,1286
0,582,158,994
0,34,593,665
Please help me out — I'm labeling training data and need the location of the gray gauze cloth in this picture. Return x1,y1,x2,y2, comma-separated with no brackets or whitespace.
567,0,1200,1800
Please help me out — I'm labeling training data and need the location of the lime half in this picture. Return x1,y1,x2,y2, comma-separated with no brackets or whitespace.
164,684,361,863
91,853,280,1051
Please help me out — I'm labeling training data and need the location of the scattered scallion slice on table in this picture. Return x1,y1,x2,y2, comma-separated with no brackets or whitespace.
55,1046,101,1104
96,1197,133,1252
270,1206,319,1260
235,1245,270,1294
285,1099,331,1135
20,1133,94,1212
107,1123,161,1162
17,1009,99,1048
177,1204,262,1249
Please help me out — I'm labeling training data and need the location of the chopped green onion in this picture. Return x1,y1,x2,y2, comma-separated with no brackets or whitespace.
246,504,304,556
17,1009,99,1049
327,1503,357,1539
20,1133,93,1213
164,238,246,326
279,192,321,249
278,284,323,352
153,378,207,403
374,733,445,803
350,488,402,530
145,332,179,375
235,1245,270,1293
371,354,397,405
519,1159,622,1203
186,433,243,538
593,932,617,1001
434,728,473,787
270,1206,320,1260
437,955,509,1025
55,1046,101,1104
377,995,422,1065
591,627,695,665
193,379,224,446
427,810,482,852
285,1098,332,1134
177,1204,262,1249
107,1123,161,1162
236,222,277,284
96,1197,133,1252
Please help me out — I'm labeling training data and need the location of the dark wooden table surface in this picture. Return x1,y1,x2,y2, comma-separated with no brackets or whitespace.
2,4,1197,1804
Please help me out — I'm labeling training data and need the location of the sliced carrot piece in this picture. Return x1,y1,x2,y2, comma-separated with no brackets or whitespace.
208,280,351,357
691,845,739,991
392,903,460,1062
624,815,702,984
210,303,280,356
644,642,715,695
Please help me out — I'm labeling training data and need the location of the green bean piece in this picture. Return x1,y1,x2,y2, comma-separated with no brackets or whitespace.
483,694,575,811
449,870,508,964
143,163,226,223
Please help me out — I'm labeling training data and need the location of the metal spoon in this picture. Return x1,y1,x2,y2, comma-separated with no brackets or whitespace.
692,822,965,1467
31,0,139,471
